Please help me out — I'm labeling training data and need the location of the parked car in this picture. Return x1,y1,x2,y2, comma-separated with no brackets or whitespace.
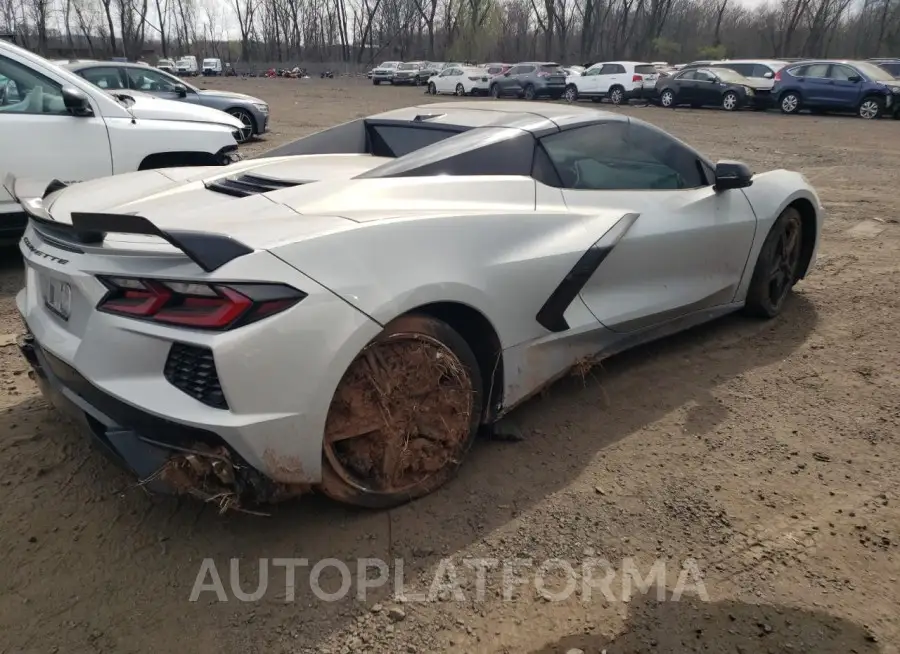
483,62,511,77
868,58,900,77
413,62,444,85
371,61,400,85
0,39,241,244
157,58,176,73
489,62,567,100
202,58,223,76
426,66,490,96
392,61,425,85
709,59,787,108
656,67,765,111
175,56,198,76
13,100,823,509
772,60,900,119
66,61,270,142
564,61,658,104
563,65,585,77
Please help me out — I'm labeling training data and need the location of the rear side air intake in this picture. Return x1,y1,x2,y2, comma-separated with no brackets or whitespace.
205,173,303,197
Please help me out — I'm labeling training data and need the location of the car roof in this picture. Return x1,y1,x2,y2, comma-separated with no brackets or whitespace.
64,61,155,70
716,59,786,66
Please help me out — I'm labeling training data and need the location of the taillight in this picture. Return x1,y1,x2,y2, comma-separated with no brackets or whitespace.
537,71,551,78
774,70,782,81
633,74,643,82
96,276,306,330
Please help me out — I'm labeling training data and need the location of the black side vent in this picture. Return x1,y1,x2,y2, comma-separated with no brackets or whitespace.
164,343,229,409
206,173,302,198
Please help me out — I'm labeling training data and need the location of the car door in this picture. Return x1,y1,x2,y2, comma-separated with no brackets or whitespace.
595,63,616,95
435,68,453,93
827,64,865,109
0,52,111,216
603,63,627,94
795,63,832,106
672,70,696,102
580,67,602,94
538,120,757,332
513,65,535,94
692,70,721,105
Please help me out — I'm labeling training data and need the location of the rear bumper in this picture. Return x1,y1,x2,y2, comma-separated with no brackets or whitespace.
623,86,655,101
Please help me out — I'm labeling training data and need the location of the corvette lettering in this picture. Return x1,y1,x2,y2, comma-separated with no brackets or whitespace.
22,237,69,265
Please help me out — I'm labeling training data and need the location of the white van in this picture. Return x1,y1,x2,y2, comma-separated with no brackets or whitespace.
157,58,176,73
202,58,223,76
0,39,243,244
175,56,198,76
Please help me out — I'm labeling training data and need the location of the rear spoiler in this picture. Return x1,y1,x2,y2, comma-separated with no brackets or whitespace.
6,174,253,273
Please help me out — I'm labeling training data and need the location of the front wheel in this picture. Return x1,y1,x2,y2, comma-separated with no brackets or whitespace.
743,207,804,319
227,108,255,143
564,84,578,103
858,96,884,119
780,91,801,114
428,82,437,95
490,84,501,99
319,315,483,508
455,83,465,96
373,79,380,85
722,91,739,111
608,86,624,105
523,84,536,100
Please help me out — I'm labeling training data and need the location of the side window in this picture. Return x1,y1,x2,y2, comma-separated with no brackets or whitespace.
598,64,614,75
803,63,830,78
0,54,69,115
695,71,715,82
828,65,856,81
726,63,752,76
610,64,626,74
676,70,696,81
78,67,125,90
788,65,807,77
585,68,601,76
125,67,180,92
539,122,705,191
506,66,520,75
519,66,535,75
753,64,775,78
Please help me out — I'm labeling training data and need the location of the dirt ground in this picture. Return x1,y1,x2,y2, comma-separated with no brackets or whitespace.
1,78,898,654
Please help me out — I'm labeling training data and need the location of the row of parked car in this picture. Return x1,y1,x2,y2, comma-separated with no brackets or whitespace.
370,57,900,119
0,39,271,244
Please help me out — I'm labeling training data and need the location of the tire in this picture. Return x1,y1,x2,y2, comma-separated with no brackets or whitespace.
523,84,536,100
226,108,255,143
373,79,380,85
455,83,465,96
779,91,801,114
608,85,625,105
564,85,578,103
722,91,739,111
428,82,437,95
858,96,884,119
490,83,501,99
319,314,483,509
743,207,804,319
415,77,422,86
660,89,675,108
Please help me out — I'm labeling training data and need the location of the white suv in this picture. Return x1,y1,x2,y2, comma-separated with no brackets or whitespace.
0,40,243,244
564,61,659,105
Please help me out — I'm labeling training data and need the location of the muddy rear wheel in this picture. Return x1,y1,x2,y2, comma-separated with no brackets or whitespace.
319,315,482,508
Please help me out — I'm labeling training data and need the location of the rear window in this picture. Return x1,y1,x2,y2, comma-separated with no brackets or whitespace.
881,62,900,75
366,123,462,158
634,64,657,74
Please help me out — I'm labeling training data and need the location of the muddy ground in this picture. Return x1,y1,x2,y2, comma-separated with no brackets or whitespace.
0,78,898,654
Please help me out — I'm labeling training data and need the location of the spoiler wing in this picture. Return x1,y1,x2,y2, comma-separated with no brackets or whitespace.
4,174,68,205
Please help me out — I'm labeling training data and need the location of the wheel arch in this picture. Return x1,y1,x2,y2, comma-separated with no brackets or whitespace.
787,197,818,279
404,301,504,424
226,106,257,132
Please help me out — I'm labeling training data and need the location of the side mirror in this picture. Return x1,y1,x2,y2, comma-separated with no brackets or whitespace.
61,86,93,116
764,71,774,78
174,83,188,97
848,75,862,82
714,160,753,191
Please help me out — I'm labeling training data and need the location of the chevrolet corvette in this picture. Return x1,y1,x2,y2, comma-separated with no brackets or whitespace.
10,101,823,509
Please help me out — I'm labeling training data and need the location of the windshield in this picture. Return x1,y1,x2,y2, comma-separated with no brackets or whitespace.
159,59,174,66
398,63,419,70
379,61,400,69
203,59,218,66
709,68,746,83
854,61,897,82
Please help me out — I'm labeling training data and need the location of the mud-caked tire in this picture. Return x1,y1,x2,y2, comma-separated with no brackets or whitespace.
743,207,804,319
319,315,483,508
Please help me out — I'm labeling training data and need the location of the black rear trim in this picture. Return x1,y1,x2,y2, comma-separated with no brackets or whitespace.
535,212,640,333
70,212,254,272
205,173,302,197
536,244,614,332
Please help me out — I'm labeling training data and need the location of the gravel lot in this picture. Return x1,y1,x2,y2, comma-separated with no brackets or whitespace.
1,78,898,654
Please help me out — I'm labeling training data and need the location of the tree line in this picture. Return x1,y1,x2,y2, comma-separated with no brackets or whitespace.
2,0,898,68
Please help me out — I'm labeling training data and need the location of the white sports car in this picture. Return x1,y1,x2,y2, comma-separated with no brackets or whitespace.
11,101,823,510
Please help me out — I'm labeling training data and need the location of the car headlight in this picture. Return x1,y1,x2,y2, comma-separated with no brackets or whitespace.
254,103,269,113
891,86,900,93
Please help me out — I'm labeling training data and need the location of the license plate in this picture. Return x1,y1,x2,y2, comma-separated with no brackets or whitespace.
44,278,71,321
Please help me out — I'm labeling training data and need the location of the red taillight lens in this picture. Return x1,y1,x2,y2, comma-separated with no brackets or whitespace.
632,74,643,82
537,71,550,77
97,276,305,330
774,70,782,81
